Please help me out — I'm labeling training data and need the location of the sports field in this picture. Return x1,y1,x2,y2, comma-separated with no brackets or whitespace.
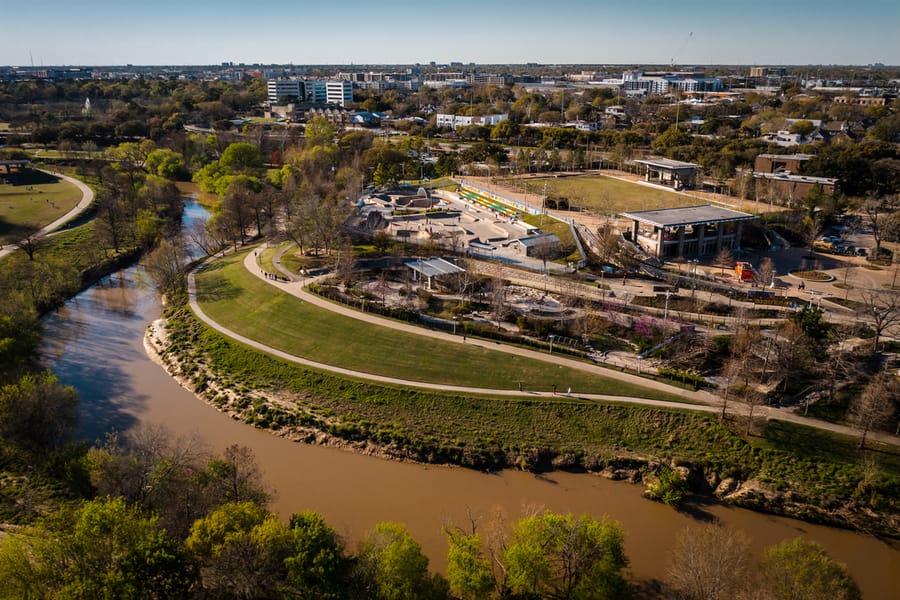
499,174,702,216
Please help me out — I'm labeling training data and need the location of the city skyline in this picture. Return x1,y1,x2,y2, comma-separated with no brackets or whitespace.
2,0,898,67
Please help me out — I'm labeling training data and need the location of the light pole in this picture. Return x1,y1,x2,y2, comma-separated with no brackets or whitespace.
548,334,555,354
452,316,458,335
663,289,671,327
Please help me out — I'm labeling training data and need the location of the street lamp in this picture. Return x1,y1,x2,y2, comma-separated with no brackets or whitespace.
663,289,671,327
548,334,555,354
452,316,458,335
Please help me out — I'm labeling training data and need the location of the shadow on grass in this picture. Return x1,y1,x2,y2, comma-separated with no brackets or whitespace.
195,266,243,303
3,168,60,186
761,419,900,474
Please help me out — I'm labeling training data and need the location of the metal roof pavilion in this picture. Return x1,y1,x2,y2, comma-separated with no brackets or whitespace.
404,257,464,278
619,205,755,228
633,157,700,171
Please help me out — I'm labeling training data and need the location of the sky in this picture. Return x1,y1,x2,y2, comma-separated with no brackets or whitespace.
2,0,898,67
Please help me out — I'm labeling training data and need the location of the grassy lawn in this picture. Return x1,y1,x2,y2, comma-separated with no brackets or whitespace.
0,169,81,239
500,174,701,215
194,249,687,400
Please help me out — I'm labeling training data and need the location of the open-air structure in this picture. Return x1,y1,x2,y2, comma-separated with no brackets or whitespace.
620,205,756,260
633,157,700,190
405,257,464,290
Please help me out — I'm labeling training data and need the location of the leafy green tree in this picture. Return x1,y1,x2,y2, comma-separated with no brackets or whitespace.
502,512,629,599
761,538,861,600
305,116,338,148
445,529,494,600
355,521,447,600
144,148,187,180
220,142,264,175
186,501,286,598
0,370,77,454
0,496,192,599
285,511,351,599
651,124,691,156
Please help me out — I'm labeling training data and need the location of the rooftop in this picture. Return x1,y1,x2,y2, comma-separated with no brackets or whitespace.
620,205,756,228
405,257,465,278
633,157,700,171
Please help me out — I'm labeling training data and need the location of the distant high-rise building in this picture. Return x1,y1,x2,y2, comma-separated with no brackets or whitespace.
267,79,304,104
325,80,353,106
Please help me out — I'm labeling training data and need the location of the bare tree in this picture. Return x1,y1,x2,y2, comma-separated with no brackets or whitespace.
666,523,752,600
861,193,898,260
755,256,776,289
713,246,734,274
858,289,900,351
142,238,189,297
848,371,896,449
13,222,43,260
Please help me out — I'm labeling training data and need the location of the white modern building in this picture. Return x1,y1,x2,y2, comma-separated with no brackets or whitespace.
436,113,508,130
325,80,353,106
267,79,304,104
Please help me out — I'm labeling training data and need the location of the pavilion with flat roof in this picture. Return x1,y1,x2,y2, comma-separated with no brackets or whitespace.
405,257,465,290
620,205,756,260
634,157,700,190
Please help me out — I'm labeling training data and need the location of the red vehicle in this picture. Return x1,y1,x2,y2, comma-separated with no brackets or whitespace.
735,261,754,282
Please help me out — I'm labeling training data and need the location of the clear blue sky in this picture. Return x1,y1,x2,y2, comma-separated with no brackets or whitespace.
3,0,897,66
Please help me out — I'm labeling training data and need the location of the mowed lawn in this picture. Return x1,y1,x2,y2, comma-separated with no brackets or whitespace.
0,170,81,237
194,250,686,401
501,175,700,215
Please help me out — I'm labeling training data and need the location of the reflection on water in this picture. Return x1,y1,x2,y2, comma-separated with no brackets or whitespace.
37,200,900,598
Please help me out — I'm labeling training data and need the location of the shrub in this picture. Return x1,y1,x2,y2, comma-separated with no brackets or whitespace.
645,466,690,506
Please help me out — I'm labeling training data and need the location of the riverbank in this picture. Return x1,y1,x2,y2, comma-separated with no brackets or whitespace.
145,302,900,539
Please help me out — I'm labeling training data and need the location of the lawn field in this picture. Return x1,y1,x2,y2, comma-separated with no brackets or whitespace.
194,249,687,401
500,174,702,216
0,170,81,239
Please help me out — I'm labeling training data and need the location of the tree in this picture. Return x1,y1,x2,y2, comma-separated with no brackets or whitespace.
203,444,270,506
859,289,900,351
445,528,494,600
754,256,776,288
713,246,734,274
305,116,338,148
0,370,78,454
848,371,896,449
0,496,193,599
502,511,629,600
666,523,751,600
284,511,351,599
186,501,287,598
12,221,43,260
144,148,187,180
861,193,898,259
142,238,188,297
354,521,446,600
761,538,861,600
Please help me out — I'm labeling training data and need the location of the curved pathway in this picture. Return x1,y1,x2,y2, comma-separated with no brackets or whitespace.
0,169,94,260
184,247,898,446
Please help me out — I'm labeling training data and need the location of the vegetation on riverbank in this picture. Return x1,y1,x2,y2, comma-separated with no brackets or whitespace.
156,298,900,538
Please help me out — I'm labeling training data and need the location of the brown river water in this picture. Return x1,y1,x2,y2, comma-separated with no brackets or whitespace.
39,202,899,597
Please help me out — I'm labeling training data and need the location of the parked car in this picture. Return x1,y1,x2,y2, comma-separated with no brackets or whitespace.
856,247,869,257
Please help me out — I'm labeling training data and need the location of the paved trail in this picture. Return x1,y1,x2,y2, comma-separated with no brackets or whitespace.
184,246,898,446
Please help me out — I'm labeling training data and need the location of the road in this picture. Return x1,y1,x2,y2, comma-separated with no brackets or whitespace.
181,246,898,447
0,169,94,260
